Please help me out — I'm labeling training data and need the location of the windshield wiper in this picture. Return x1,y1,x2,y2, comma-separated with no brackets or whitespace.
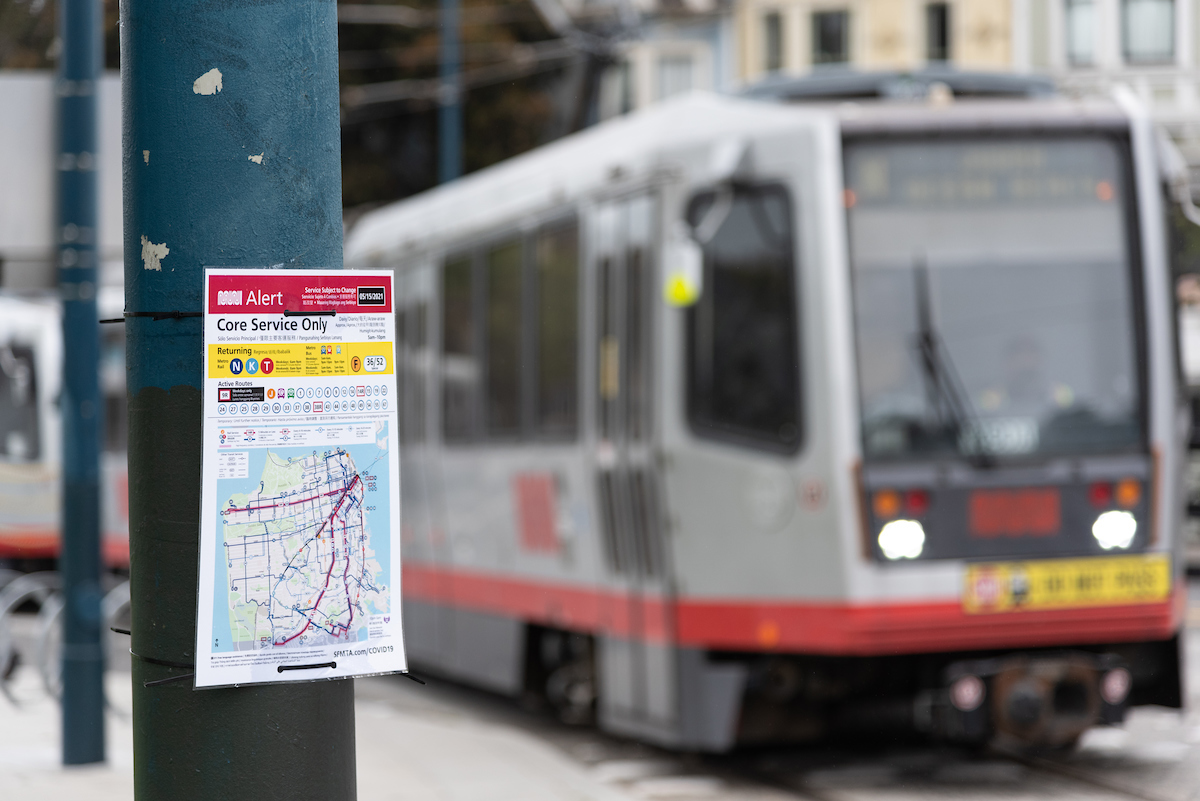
912,258,993,468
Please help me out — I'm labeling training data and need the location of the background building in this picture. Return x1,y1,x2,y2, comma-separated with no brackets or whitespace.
1012,0,1200,177
733,0,1013,82
723,0,1200,180
580,0,737,120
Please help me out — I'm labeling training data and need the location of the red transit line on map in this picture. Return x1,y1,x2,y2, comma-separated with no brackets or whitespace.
227,484,349,514
275,474,362,646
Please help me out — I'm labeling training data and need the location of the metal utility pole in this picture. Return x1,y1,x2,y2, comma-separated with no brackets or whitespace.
121,0,355,797
58,0,105,767
439,0,462,183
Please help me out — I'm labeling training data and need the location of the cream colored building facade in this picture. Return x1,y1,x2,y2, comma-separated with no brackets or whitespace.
732,0,1200,170
736,0,1014,82
1012,0,1200,165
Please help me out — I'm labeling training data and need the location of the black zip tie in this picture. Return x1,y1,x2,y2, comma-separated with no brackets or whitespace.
110,627,130,635
402,672,425,685
100,311,204,324
144,673,194,688
283,310,337,317
130,650,194,670
277,661,337,673
130,650,196,688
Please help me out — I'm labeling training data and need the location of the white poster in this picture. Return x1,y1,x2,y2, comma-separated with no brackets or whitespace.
194,268,405,688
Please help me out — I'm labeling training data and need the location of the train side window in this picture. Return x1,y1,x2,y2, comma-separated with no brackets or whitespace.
397,307,408,445
1167,191,1200,394
0,345,39,460
414,301,428,443
486,238,523,437
102,326,127,453
534,221,579,438
685,184,801,453
442,254,477,441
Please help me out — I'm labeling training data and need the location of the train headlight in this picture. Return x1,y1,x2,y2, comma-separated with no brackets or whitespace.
1101,668,1132,706
1092,510,1137,550
878,519,925,560
949,674,986,712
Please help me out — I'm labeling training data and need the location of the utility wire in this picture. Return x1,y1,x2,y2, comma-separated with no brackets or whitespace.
337,4,536,28
340,41,550,70
341,38,574,110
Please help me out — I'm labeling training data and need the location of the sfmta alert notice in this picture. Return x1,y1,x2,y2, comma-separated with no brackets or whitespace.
194,268,405,688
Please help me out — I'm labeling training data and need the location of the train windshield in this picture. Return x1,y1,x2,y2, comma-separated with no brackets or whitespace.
845,136,1142,462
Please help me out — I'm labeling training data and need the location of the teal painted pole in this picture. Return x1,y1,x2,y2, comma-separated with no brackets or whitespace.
439,0,462,183
120,0,356,796
58,0,105,767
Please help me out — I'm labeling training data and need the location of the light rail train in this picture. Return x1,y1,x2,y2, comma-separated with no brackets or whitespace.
0,293,129,570
346,75,1196,750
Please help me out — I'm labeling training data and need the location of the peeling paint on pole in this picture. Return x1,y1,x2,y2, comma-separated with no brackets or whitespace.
191,68,222,95
139,235,168,271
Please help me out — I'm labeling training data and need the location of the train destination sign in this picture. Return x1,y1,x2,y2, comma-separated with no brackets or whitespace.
194,268,405,688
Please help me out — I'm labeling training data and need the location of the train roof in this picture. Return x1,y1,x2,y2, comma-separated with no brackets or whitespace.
345,93,816,264
740,68,1057,103
345,86,1132,263
742,68,1127,134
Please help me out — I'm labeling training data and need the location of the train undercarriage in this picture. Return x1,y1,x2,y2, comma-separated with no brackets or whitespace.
517,623,1182,752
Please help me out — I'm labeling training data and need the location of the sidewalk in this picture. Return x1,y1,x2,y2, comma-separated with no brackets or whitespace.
0,670,133,801
0,668,640,801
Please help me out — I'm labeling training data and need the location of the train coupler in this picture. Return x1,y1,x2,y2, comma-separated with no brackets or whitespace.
918,652,1131,749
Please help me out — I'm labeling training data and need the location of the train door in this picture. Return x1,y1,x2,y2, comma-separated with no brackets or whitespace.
593,193,676,737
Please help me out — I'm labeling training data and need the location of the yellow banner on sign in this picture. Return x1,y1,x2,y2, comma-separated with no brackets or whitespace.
963,553,1171,614
207,343,393,378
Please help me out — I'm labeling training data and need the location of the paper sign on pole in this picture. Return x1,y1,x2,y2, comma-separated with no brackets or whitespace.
194,268,405,688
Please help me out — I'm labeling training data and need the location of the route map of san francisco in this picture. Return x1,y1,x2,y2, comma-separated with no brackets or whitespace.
219,446,388,651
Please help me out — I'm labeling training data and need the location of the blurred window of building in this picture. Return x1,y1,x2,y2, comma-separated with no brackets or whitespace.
657,54,695,100
442,253,478,442
1066,0,1097,66
616,60,634,115
812,10,850,66
486,238,523,437
1122,0,1175,64
926,2,951,62
535,220,580,438
764,11,785,72
685,184,801,453
599,60,635,120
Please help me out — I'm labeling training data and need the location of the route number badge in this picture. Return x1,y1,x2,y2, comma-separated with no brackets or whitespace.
194,268,405,688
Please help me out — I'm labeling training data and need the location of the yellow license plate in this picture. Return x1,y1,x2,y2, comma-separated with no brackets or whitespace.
963,554,1171,614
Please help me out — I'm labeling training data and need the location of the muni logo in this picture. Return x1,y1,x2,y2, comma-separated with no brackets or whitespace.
217,290,243,305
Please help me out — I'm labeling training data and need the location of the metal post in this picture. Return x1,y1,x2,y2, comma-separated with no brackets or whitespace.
120,0,356,797
439,0,462,183
58,0,105,767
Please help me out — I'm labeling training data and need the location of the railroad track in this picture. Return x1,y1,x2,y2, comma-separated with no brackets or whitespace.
358,664,1200,801
708,744,1180,801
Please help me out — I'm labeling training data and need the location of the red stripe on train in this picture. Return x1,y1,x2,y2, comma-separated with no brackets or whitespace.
401,563,1182,654
0,528,130,568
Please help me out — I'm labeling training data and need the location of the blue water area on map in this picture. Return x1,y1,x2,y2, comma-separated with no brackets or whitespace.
211,423,391,653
